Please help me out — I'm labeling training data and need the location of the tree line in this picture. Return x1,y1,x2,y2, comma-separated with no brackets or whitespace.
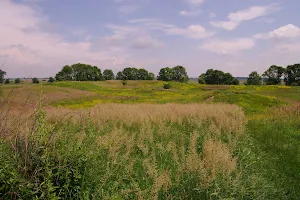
1,63,299,86
245,64,300,86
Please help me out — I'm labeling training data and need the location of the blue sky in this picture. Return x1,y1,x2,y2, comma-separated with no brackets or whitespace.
1,0,300,78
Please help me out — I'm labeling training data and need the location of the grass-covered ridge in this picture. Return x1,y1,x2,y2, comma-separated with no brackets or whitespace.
1,81,300,199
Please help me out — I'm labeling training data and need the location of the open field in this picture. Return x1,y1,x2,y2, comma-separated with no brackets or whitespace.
1,81,300,199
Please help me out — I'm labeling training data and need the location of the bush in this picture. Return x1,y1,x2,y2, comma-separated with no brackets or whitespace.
291,82,299,86
122,80,127,86
163,83,171,89
4,79,10,84
32,78,39,84
15,78,21,84
48,77,55,83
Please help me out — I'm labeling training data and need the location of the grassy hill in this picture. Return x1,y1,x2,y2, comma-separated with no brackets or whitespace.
0,81,299,199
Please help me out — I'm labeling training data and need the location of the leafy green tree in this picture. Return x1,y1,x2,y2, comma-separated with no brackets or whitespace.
4,79,10,84
137,68,150,80
55,63,103,81
284,64,300,86
116,71,125,80
263,65,285,85
147,73,155,80
198,74,206,84
48,77,55,83
103,69,115,80
157,67,173,81
171,66,189,82
199,69,239,85
246,71,262,85
0,69,6,83
32,78,39,84
122,68,139,80
223,73,239,85
15,78,21,84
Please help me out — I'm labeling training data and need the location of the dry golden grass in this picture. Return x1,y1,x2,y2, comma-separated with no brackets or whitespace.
47,103,246,125
1,99,247,199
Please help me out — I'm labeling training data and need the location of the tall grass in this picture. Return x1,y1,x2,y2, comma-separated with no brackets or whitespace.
0,93,275,199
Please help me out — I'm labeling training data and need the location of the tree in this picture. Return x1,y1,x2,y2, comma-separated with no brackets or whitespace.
198,74,206,84
171,66,189,82
122,68,139,80
32,78,39,84
115,68,154,80
157,67,173,81
15,78,21,84
48,77,55,83
263,65,285,85
137,69,150,80
284,64,300,86
0,69,6,84
103,69,115,80
4,79,10,84
55,63,103,81
246,71,262,85
198,69,239,85
116,71,125,80
148,73,155,80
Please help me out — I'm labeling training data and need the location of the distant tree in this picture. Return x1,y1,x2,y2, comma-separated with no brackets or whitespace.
103,69,115,80
263,65,285,85
198,69,239,85
122,68,139,80
115,68,154,81
223,73,239,85
116,71,125,80
171,66,189,82
15,78,21,84
0,69,6,83
4,79,10,84
48,77,55,83
246,71,262,85
32,78,39,84
198,74,206,84
284,64,300,86
55,63,103,81
137,68,150,80
147,73,155,80
157,67,173,81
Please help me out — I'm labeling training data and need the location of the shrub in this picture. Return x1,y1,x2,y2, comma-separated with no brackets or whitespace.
122,80,127,86
15,78,21,84
32,78,39,84
4,79,10,84
291,82,299,86
48,77,55,83
163,83,171,89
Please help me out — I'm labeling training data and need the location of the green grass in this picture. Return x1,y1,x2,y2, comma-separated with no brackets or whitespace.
247,109,300,199
1,81,300,199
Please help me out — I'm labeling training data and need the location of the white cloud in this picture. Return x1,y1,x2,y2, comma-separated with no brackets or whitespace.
130,36,165,49
135,21,214,39
185,0,204,5
210,21,238,31
210,4,280,31
254,24,300,39
201,38,255,54
180,9,202,17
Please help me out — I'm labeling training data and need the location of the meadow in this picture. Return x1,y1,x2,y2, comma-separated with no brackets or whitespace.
0,81,299,199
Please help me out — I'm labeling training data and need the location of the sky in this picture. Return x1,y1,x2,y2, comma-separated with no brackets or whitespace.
1,0,300,78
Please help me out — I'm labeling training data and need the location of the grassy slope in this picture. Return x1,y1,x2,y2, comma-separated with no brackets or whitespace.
1,81,300,199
